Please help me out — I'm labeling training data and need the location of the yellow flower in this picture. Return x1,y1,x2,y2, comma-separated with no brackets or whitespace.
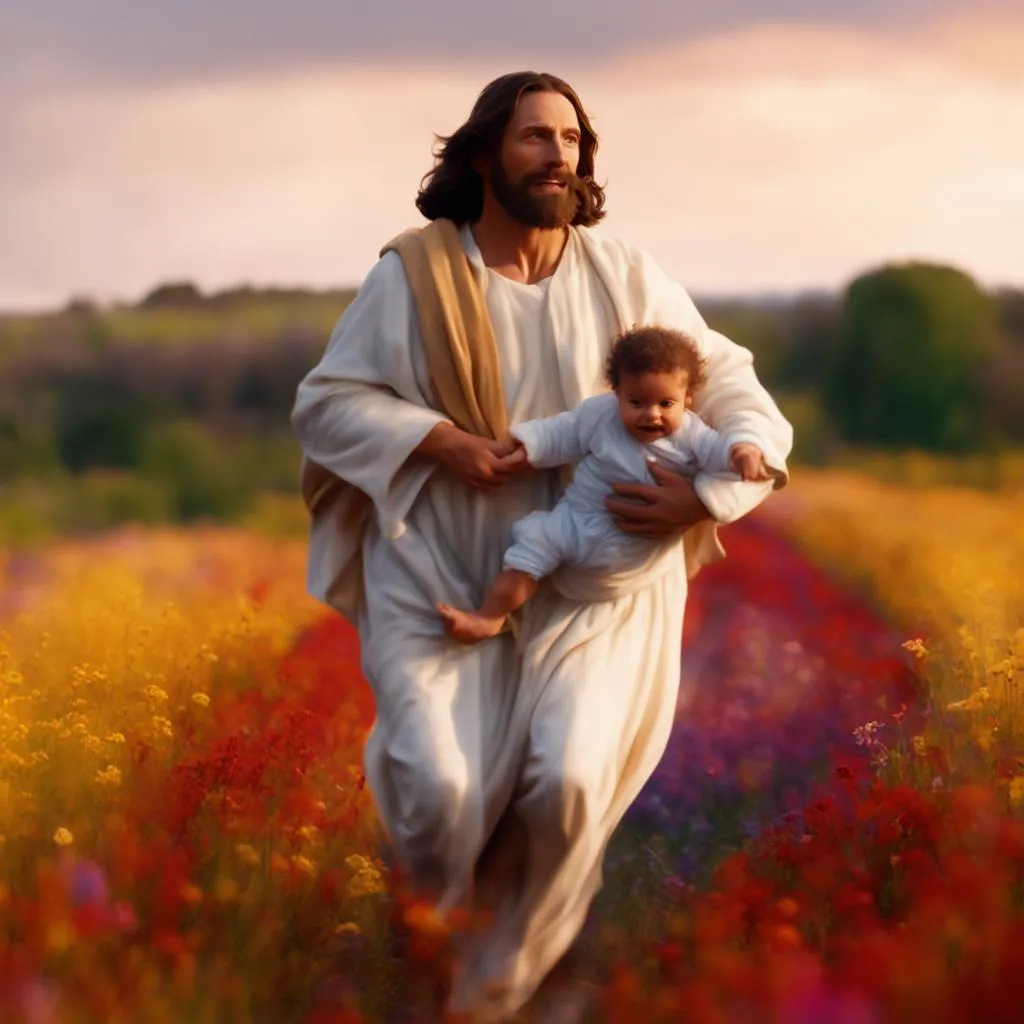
946,687,991,712
104,732,127,744
973,725,996,751
346,871,386,898
335,921,361,936
95,765,122,786
143,685,169,703
53,827,74,847
151,716,173,738
191,692,210,707
1009,777,1024,808
911,735,927,756
291,855,316,876
234,843,261,868
902,638,928,660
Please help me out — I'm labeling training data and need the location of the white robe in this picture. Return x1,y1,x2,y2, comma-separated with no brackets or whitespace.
505,394,737,584
291,223,793,1020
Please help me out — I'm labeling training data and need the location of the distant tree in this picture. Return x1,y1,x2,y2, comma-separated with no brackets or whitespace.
139,281,204,309
823,263,998,452
777,293,842,390
63,296,99,316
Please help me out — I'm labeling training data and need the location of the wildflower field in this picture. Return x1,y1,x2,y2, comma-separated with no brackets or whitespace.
1,470,1022,1023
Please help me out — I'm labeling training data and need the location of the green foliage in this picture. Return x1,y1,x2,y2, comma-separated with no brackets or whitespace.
139,421,248,521
774,391,836,466
0,416,62,478
823,263,998,452
53,383,165,472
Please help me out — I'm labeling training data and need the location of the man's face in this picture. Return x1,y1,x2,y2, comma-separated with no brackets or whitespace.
616,371,693,443
488,90,583,229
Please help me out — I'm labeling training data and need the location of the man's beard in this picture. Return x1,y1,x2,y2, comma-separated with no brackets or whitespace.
490,159,582,229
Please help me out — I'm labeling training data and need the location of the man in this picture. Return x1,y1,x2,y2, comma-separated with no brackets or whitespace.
291,71,793,1021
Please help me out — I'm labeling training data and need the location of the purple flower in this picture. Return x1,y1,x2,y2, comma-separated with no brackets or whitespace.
61,858,109,909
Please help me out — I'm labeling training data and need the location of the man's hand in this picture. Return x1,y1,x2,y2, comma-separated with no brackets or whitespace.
729,442,771,482
604,461,713,538
417,423,529,491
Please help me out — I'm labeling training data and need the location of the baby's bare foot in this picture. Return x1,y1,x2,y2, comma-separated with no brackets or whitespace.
436,603,505,644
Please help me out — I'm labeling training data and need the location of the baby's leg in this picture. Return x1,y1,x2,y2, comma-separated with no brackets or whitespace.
437,506,568,644
438,570,539,644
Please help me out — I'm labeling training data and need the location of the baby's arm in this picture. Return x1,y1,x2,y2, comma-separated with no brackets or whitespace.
686,415,735,475
509,394,611,469
689,415,767,480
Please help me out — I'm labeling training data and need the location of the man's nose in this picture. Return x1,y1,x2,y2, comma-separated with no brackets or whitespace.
544,140,571,168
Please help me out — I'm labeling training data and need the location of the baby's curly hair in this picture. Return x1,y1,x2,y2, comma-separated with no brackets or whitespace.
604,324,708,394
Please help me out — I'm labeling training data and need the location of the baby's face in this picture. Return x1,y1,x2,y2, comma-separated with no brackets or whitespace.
616,370,691,442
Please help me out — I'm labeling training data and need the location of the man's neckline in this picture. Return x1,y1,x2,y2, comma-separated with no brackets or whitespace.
485,268,554,290
462,223,570,287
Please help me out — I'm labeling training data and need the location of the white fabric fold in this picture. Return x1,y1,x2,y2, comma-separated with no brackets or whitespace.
292,253,451,540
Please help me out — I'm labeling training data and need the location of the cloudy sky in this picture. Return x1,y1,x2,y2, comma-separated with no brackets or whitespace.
2,0,1022,309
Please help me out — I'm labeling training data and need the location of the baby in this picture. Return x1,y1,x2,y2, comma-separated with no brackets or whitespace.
437,324,768,643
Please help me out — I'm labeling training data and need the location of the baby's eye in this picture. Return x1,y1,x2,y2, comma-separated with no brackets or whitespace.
660,400,674,408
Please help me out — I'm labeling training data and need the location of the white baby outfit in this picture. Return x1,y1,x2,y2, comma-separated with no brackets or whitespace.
505,391,735,583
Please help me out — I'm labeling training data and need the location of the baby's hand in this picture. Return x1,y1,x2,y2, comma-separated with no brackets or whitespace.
493,434,527,461
729,442,768,482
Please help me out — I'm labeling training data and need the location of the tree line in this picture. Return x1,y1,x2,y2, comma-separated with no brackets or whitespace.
1,262,1021,533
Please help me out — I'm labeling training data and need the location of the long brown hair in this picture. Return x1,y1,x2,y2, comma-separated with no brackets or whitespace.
415,71,607,227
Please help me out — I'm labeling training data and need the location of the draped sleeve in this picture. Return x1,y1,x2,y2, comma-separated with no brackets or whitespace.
291,252,451,542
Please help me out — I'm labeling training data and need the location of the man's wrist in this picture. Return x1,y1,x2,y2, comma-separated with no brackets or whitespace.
415,421,458,460
684,489,714,530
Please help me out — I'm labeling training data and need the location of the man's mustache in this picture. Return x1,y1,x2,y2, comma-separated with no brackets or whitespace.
525,170,580,188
